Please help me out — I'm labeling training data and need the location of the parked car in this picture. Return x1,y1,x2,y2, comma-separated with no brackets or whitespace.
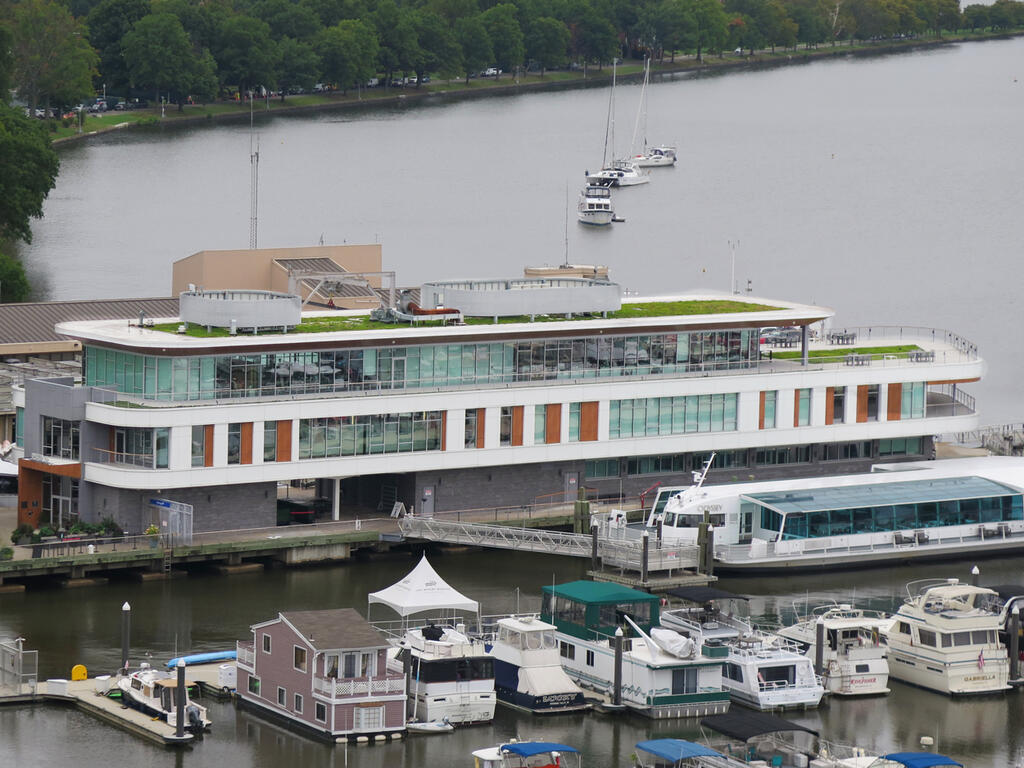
482,67,500,77
365,78,379,88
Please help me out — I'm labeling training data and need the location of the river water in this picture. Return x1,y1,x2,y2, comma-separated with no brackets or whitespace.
1,549,1023,766
6,39,1024,766
18,37,1024,423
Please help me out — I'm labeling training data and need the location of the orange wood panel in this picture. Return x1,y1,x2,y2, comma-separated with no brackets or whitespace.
856,385,868,423
580,402,599,442
825,387,835,426
20,458,81,478
476,408,486,449
240,422,253,464
758,392,766,430
16,465,43,528
793,390,801,428
927,377,980,385
545,404,561,444
440,411,447,451
204,425,214,467
511,406,524,446
276,420,292,462
887,383,903,421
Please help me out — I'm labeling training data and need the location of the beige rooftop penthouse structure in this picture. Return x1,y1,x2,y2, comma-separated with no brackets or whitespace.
171,244,383,309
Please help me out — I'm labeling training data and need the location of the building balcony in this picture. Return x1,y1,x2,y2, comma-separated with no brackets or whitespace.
236,641,255,670
311,674,405,700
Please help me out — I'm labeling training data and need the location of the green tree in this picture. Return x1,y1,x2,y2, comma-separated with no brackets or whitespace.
525,16,570,73
11,0,99,115
412,10,463,83
85,0,150,94
214,15,279,94
276,36,320,99
0,25,12,99
689,0,729,60
123,12,203,109
961,3,989,29
252,0,322,41
454,15,493,82
0,250,32,303
570,4,618,70
316,18,379,91
371,0,422,82
0,104,60,245
481,4,524,76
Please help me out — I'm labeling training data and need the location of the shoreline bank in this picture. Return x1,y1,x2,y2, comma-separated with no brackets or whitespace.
52,31,1024,147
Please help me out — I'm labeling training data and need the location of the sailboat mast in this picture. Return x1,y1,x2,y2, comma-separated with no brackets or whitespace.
601,61,616,168
629,57,649,157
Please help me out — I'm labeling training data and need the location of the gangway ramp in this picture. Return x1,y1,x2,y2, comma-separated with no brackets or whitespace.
398,517,700,573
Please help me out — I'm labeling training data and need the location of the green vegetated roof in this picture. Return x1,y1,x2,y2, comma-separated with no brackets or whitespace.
149,300,784,339
542,580,658,605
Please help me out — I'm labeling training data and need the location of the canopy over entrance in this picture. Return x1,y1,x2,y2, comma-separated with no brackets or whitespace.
368,554,479,617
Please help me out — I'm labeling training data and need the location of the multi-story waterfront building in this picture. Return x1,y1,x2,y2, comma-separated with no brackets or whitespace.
10,278,981,533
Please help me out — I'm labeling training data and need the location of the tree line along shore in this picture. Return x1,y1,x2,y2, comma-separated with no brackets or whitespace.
2,0,1024,302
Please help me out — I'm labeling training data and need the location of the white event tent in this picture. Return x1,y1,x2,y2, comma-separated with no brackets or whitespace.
368,554,480,626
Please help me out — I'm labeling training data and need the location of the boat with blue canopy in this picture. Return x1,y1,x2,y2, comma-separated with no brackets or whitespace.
633,739,740,766
868,755,963,768
472,741,581,768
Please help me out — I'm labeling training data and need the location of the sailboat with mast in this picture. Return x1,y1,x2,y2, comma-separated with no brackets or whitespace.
585,61,650,187
624,57,676,167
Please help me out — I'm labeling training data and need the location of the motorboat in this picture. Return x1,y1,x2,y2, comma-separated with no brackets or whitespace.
541,580,730,719
473,741,581,768
406,717,454,734
370,555,497,725
577,185,615,226
633,738,744,767
585,160,650,187
883,578,1010,695
115,662,211,732
700,711,882,767
860,755,962,768
630,146,677,167
775,603,891,696
660,586,825,710
487,615,588,713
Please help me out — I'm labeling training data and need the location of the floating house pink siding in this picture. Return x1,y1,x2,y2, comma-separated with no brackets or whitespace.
236,608,405,739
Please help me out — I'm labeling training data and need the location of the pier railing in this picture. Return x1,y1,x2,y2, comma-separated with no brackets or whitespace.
0,638,38,698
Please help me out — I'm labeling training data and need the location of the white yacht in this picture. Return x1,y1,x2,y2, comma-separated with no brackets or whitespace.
586,160,650,187
542,580,730,719
577,185,615,226
638,456,1024,572
776,603,891,696
630,146,677,167
388,624,497,724
487,615,588,713
623,58,677,168
369,554,496,726
116,663,211,732
473,741,581,768
660,587,825,711
883,578,1010,696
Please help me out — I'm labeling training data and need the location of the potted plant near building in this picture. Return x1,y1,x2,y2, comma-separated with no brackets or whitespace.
145,524,160,548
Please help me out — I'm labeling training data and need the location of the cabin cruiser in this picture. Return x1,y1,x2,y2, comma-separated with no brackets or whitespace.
660,587,825,710
776,603,891,696
883,578,1010,695
542,580,730,719
577,185,615,226
487,615,587,713
586,160,650,187
630,146,677,167
473,741,581,768
116,662,211,732
632,739,743,767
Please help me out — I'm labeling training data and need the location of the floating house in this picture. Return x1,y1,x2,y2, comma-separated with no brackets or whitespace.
236,608,406,740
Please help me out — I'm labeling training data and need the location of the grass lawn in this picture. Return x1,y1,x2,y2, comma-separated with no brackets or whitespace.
150,299,783,338
771,344,920,360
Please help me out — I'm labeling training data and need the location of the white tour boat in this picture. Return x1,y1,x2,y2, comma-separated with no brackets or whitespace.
660,587,825,711
884,578,1010,696
487,615,588,714
776,603,891,696
370,554,496,726
639,456,1024,572
577,185,615,226
116,663,211,732
473,741,582,768
542,580,730,719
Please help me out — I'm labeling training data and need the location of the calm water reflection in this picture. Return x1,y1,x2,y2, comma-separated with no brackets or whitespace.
1,550,1023,766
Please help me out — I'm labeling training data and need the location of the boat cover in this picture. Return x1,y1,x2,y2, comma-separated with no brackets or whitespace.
368,554,479,617
517,665,582,696
987,584,1024,601
665,586,748,604
165,651,237,668
879,753,962,768
635,739,723,761
501,743,578,757
650,628,695,658
700,711,818,741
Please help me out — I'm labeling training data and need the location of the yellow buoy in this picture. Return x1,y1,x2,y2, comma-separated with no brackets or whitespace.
71,664,88,681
